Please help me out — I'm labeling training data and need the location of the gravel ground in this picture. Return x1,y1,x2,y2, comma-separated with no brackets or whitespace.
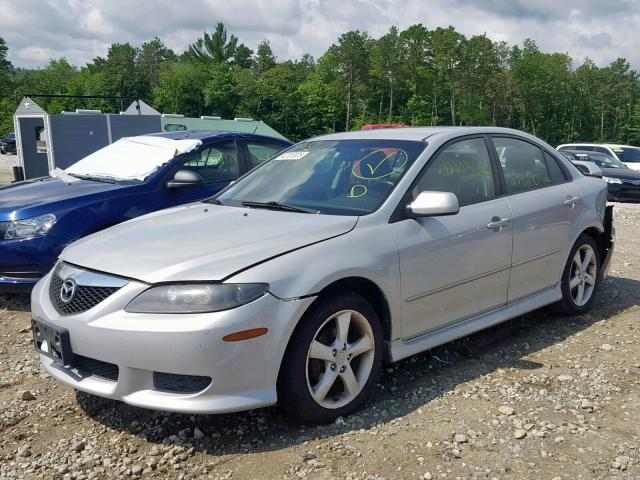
0,201,639,479
0,153,18,184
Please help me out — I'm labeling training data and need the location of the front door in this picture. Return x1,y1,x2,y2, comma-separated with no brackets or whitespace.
390,137,513,340
165,140,241,205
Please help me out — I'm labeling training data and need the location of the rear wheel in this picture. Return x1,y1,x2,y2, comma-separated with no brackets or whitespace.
552,233,600,315
278,292,383,424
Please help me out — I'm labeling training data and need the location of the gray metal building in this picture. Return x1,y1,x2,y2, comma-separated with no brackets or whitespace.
13,97,162,179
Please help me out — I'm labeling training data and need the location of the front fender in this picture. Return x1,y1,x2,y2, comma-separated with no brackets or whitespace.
226,223,402,337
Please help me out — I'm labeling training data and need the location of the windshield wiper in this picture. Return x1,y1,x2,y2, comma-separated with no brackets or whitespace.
203,198,221,205
241,200,319,214
69,174,119,184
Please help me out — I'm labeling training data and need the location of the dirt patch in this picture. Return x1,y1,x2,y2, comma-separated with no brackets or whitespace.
0,153,17,184
0,204,639,479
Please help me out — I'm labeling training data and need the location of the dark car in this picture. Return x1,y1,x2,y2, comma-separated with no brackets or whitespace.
0,132,17,154
0,130,291,292
560,149,640,202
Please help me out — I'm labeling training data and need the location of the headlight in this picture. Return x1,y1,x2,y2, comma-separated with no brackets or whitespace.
0,214,56,240
125,283,269,313
603,176,622,184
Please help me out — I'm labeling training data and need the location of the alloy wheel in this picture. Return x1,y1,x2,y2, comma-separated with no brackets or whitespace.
569,244,597,306
305,309,375,409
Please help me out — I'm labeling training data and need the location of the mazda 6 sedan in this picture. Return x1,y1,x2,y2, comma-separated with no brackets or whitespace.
31,127,614,423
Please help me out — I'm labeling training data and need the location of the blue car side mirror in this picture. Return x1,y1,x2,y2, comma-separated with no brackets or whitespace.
167,170,204,188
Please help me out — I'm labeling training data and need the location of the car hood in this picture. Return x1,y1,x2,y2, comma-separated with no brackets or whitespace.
0,177,130,219
602,167,640,180
61,203,358,283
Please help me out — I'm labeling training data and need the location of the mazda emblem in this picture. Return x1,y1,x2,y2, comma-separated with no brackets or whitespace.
60,278,77,304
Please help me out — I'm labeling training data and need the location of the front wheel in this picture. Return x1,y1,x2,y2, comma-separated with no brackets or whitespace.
552,233,600,315
277,292,383,424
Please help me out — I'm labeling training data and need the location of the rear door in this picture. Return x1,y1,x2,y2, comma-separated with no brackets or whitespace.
490,136,582,302
390,136,513,340
165,140,241,205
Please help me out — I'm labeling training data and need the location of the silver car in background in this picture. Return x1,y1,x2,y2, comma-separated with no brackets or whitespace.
31,127,614,423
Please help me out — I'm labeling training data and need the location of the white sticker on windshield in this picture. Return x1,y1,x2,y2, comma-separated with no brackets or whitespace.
275,151,310,160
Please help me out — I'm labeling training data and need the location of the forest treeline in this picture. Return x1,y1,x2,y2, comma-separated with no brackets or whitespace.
1,22,639,145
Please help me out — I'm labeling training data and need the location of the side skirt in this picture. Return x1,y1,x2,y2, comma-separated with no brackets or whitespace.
386,283,562,363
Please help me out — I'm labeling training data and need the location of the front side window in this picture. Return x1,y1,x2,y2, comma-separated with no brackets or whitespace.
412,138,496,207
181,141,239,183
245,142,286,169
494,137,555,194
215,139,426,216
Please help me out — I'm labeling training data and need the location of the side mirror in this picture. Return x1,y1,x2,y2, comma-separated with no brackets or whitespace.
167,169,204,188
407,191,460,218
571,160,602,178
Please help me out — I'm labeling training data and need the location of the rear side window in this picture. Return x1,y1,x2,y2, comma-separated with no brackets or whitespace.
493,137,558,194
616,147,640,163
245,142,286,169
543,151,568,183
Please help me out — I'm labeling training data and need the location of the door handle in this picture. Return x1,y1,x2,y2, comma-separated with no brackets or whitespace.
564,196,581,207
487,217,510,231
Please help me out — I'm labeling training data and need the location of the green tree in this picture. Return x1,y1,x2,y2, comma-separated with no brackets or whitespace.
0,36,15,134
185,22,240,64
370,26,404,122
254,40,277,74
136,37,176,102
328,30,370,130
153,61,208,116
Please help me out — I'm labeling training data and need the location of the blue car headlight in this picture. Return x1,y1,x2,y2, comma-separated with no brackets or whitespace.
0,214,57,240
125,283,269,313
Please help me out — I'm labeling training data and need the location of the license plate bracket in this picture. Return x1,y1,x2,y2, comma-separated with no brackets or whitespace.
32,319,73,366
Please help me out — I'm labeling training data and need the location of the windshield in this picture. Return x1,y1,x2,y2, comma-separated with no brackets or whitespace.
573,153,627,169
215,139,426,216
613,146,640,162
65,136,202,182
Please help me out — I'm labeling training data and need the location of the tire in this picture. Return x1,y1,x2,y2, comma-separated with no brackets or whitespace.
552,233,600,315
277,291,383,424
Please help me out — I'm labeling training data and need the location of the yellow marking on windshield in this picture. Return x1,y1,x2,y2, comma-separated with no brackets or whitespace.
347,184,368,198
352,149,408,180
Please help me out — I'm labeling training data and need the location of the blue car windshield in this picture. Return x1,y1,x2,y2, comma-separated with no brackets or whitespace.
214,139,426,216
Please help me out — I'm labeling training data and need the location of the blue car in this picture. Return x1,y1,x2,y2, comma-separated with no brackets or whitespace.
0,130,291,292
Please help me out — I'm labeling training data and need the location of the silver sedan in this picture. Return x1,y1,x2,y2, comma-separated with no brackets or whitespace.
31,127,614,423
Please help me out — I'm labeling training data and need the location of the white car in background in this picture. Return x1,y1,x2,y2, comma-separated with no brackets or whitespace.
557,143,640,171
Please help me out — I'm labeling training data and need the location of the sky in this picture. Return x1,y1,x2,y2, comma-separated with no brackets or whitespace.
1,0,639,69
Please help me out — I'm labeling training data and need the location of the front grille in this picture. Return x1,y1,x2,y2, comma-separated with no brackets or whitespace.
49,272,120,315
153,372,211,393
622,179,640,186
71,354,119,381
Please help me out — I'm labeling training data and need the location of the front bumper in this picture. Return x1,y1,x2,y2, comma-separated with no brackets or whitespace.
32,272,315,414
0,236,56,292
607,183,640,202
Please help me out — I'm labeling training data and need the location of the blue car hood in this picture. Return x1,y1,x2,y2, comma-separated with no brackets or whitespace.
0,177,132,220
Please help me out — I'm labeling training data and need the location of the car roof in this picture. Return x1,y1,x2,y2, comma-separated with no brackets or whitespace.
558,142,640,149
563,149,615,158
145,130,291,144
310,126,536,142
